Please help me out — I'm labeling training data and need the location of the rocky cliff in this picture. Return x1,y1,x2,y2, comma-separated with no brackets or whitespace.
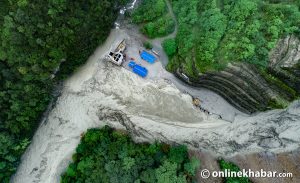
177,35,300,114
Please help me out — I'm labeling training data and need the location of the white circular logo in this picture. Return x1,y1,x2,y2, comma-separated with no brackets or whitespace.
201,169,210,179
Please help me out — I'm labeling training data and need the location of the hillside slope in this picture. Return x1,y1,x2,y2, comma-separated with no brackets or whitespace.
165,0,300,113
176,36,300,113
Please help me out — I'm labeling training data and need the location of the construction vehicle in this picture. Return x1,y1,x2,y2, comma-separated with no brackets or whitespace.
106,39,126,66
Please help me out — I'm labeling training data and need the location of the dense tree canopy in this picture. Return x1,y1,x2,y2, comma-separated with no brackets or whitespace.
167,0,300,75
162,38,177,57
132,0,175,38
61,126,200,183
0,0,127,181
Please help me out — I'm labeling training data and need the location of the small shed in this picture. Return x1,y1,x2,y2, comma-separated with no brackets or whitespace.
140,50,156,64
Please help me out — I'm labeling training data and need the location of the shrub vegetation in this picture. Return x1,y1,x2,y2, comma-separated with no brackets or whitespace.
162,38,177,57
143,41,153,50
219,159,252,183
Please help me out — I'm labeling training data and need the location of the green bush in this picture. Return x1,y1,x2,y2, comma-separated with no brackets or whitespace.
162,38,177,57
219,159,252,183
144,41,153,50
267,98,287,109
61,126,200,183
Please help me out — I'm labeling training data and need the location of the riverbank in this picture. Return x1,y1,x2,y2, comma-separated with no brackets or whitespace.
12,27,300,183
118,18,244,121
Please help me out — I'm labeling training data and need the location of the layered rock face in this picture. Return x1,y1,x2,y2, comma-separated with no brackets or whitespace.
177,36,300,114
269,35,300,94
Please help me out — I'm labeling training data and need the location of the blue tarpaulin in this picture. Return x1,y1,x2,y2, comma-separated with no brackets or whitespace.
128,61,148,78
140,51,156,64
128,61,136,68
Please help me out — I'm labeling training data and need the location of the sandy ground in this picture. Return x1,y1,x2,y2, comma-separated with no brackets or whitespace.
118,21,243,121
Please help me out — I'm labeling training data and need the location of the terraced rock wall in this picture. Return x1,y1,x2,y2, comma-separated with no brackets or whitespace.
176,36,300,114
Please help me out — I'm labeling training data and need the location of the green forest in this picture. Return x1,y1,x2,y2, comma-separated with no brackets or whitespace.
61,126,200,183
0,0,128,182
61,126,251,183
133,0,300,75
170,0,300,75
132,0,175,38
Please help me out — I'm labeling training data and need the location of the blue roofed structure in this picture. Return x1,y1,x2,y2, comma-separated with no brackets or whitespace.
127,61,148,78
140,50,156,64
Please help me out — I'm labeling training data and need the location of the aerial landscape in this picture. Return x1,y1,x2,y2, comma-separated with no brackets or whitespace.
0,0,300,183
